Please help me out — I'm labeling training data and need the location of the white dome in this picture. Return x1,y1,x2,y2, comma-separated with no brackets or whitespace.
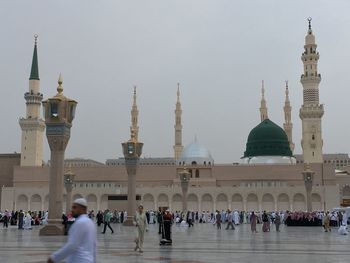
179,140,214,165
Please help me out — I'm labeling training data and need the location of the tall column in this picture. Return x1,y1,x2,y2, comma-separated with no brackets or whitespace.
39,75,77,236
174,83,183,160
299,18,324,163
64,168,75,214
259,80,268,121
122,88,143,226
283,81,295,152
179,168,190,212
303,164,315,212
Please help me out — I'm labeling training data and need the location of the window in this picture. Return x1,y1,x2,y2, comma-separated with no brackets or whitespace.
195,169,200,178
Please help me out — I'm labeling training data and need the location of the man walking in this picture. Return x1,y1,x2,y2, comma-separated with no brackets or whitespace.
134,205,148,253
275,212,281,232
18,210,24,229
102,209,114,234
225,209,235,230
47,198,97,263
215,210,221,229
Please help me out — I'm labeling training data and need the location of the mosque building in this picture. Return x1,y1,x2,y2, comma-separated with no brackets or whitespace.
1,20,350,213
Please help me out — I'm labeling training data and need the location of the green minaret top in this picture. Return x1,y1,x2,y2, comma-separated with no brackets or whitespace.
29,35,39,80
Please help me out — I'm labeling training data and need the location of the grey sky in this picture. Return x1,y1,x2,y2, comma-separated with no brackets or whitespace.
1,0,350,163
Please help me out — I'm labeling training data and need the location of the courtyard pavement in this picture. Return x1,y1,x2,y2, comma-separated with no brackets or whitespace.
0,223,349,263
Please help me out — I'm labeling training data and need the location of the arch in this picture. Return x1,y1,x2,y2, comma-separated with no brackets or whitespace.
201,194,213,212
30,194,42,212
86,194,97,212
142,194,155,211
158,193,169,209
311,193,322,211
246,193,258,212
172,194,182,212
187,194,199,211
277,193,290,211
17,194,28,211
232,193,243,211
262,193,274,212
293,193,306,211
100,194,108,211
216,193,228,211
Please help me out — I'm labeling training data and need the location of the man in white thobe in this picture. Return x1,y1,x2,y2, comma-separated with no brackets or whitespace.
233,210,239,225
47,198,97,263
134,205,148,253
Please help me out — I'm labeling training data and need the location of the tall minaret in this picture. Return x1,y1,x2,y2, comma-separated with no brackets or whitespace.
19,35,45,166
259,80,268,121
283,81,295,152
299,18,324,163
174,83,183,160
130,86,139,141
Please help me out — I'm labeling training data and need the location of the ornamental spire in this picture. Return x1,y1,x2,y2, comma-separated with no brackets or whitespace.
29,34,39,80
57,73,63,94
130,86,139,141
260,80,268,122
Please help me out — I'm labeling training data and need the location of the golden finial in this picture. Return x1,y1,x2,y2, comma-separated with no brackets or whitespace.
261,80,265,98
177,83,180,100
57,73,63,94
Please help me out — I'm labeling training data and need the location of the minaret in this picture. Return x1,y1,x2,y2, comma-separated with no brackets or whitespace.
299,18,324,163
19,35,45,166
283,81,295,152
130,86,139,141
174,83,183,160
259,80,268,121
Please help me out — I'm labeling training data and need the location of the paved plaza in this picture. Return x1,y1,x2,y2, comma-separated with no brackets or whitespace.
0,223,350,263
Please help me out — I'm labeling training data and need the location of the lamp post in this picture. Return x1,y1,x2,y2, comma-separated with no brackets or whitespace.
121,129,143,226
302,163,315,212
39,75,77,235
179,168,190,213
64,168,75,214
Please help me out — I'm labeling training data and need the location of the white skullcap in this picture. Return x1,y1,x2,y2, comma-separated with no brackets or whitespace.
73,198,88,207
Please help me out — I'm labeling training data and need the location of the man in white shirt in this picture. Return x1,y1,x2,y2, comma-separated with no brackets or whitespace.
47,198,97,263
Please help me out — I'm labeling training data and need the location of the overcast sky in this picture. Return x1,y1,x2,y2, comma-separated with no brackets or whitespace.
1,0,350,163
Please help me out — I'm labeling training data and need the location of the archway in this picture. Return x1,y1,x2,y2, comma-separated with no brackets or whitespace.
187,194,199,211
17,195,28,211
262,193,274,212
232,194,243,211
277,193,290,211
246,193,258,212
311,193,322,211
158,194,169,209
86,194,98,212
142,194,155,211
172,194,182,212
201,194,213,212
30,194,42,212
293,193,306,211
216,193,228,211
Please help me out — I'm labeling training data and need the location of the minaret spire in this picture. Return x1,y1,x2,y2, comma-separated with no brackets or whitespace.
259,80,268,121
299,18,324,163
19,35,45,166
283,81,295,152
130,86,139,141
174,83,183,160
29,34,39,80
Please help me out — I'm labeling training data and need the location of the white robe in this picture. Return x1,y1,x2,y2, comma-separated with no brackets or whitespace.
233,211,239,225
23,214,32,229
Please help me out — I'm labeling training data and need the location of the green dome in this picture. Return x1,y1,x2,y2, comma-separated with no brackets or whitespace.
243,119,292,158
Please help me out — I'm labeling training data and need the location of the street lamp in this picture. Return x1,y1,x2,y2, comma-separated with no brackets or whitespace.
39,74,77,235
121,129,143,226
179,167,191,213
302,163,315,212
64,167,75,215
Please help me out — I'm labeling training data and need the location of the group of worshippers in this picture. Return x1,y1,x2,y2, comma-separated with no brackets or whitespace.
0,209,49,229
